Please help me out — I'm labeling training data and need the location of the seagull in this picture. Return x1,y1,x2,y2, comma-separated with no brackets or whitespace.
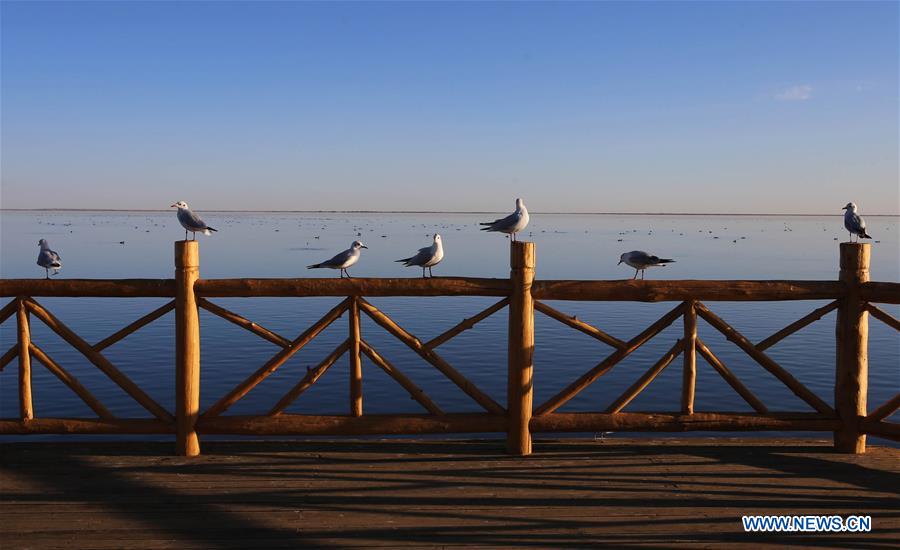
308,241,368,278
36,239,62,279
170,201,218,240
618,251,675,280
842,202,872,243
480,198,529,241
396,234,444,278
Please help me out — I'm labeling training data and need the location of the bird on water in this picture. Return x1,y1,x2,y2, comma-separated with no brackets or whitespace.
37,239,62,279
480,198,529,241
308,241,368,278
842,202,872,243
396,234,444,278
171,201,218,241
618,251,675,280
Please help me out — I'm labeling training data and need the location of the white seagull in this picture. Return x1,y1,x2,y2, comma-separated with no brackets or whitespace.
842,202,872,243
171,201,218,241
396,234,444,278
480,198,530,241
618,251,675,280
308,241,368,278
36,239,62,279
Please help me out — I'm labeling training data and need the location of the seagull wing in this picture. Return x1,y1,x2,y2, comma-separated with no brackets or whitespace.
178,208,208,231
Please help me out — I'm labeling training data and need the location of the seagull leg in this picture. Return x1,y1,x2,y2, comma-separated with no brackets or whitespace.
429,266,433,278
422,267,426,279
346,269,352,279
45,268,50,279
641,270,646,280
632,270,638,280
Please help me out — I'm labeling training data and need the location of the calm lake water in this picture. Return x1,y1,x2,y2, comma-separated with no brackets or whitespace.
1,210,898,441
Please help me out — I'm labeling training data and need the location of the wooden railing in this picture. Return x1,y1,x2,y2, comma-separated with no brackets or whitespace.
1,241,897,457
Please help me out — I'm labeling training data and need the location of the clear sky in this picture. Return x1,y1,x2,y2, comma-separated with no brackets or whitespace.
1,1,897,213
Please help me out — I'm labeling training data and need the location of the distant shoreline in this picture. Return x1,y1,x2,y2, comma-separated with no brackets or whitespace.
1,209,898,217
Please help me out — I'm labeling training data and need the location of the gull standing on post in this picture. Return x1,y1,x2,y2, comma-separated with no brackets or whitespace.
396,234,444,278
618,251,675,280
308,241,368,278
36,239,62,279
171,201,218,240
842,202,872,243
480,198,529,241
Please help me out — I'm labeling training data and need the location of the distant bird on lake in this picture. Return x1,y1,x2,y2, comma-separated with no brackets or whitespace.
842,202,872,243
480,198,529,241
308,241,368,278
396,234,444,278
171,201,218,240
37,239,62,279
618,251,675,280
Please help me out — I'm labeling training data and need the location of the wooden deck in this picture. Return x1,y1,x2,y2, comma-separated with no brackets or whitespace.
1,438,898,548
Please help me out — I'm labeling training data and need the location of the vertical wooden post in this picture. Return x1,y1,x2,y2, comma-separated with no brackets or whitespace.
175,241,201,457
16,299,33,420
681,300,697,414
349,297,363,417
508,241,535,456
835,243,869,453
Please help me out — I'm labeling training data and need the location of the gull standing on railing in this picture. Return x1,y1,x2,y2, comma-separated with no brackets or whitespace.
171,201,218,241
618,250,675,280
36,239,62,279
842,202,872,243
480,198,529,241
308,241,368,278
396,234,444,278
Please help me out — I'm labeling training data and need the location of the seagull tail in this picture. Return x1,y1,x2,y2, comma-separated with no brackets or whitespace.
658,259,675,264
204,227,218,234
480,225,493,231
861,232,872,239
307,263,321,269
479,222,493,226
395,257,412,265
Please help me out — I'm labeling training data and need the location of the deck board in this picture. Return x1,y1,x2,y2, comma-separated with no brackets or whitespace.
1,437,898,548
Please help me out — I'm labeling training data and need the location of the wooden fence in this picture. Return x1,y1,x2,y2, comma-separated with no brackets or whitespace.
1,241,897,456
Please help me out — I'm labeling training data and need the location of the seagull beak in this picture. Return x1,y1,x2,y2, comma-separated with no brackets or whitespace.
841,206,848,210
170,204,177,208
617,260,623,265
361,245,368,249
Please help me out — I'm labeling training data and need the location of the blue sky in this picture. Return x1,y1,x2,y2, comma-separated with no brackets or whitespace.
1,1,897,213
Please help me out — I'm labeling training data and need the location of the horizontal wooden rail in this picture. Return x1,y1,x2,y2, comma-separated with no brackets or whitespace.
0,279,175,297
196,277,511,297
860,419,900,442
533,280,846,301
531,412,840,432
860,282,900,304
0,418,172,434
198,413,507,435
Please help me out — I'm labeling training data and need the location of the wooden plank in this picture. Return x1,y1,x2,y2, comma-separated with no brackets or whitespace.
175,241,201,456
202,298,351,418
861,419,900,442
695,338,768,414
534,302,687,416
0,279,175,297
681,301,696,414
268,340,350,416
531,412,840,432
605,340,683,414
0,418,172,434
16,299,33,420
834,242,869,453
507,241,535,456
93,301,176,352
195,277,512,297
424,298,509,349
860,281,900,304
755,300,839,351
197,297,291,348
349,298,362,417
532,280,845,301
359,340,443,416
534,301,626,350
866,303,900,332
198,413,507,435
29,343,114,419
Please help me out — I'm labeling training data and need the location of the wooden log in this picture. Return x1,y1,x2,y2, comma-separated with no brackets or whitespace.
530,412,840,433
755,300,839,351
92,300,176,352
16,299,33,420
175,241,201,456
605,340,683,414
28,343,114,419
349,298,363,417
0,279,175,297
534,301,626,350
202,298,351,418
357,298,505,415
834,242,869,453
0,344,18,371
359,340,444,415
0,298,18,325
0,418,172,434
534,302,687,416
197,297,291,348
695,302,834,416
268,339,350,416
696,338,768,414
198,413,507,436
860,419,900,442
860,281,900,304
865,303,900,332
195,277,511,298
507,241,535,456
532,280,845,302
424,298,510,349
681,301,697,414
24,298,174,423
867,393,900,423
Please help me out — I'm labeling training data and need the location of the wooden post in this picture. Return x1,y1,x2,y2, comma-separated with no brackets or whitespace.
349,297,363,417
175,241,201,457
835,243,870,453
681,300,697,414
507,241,535,455
16,299,33,420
